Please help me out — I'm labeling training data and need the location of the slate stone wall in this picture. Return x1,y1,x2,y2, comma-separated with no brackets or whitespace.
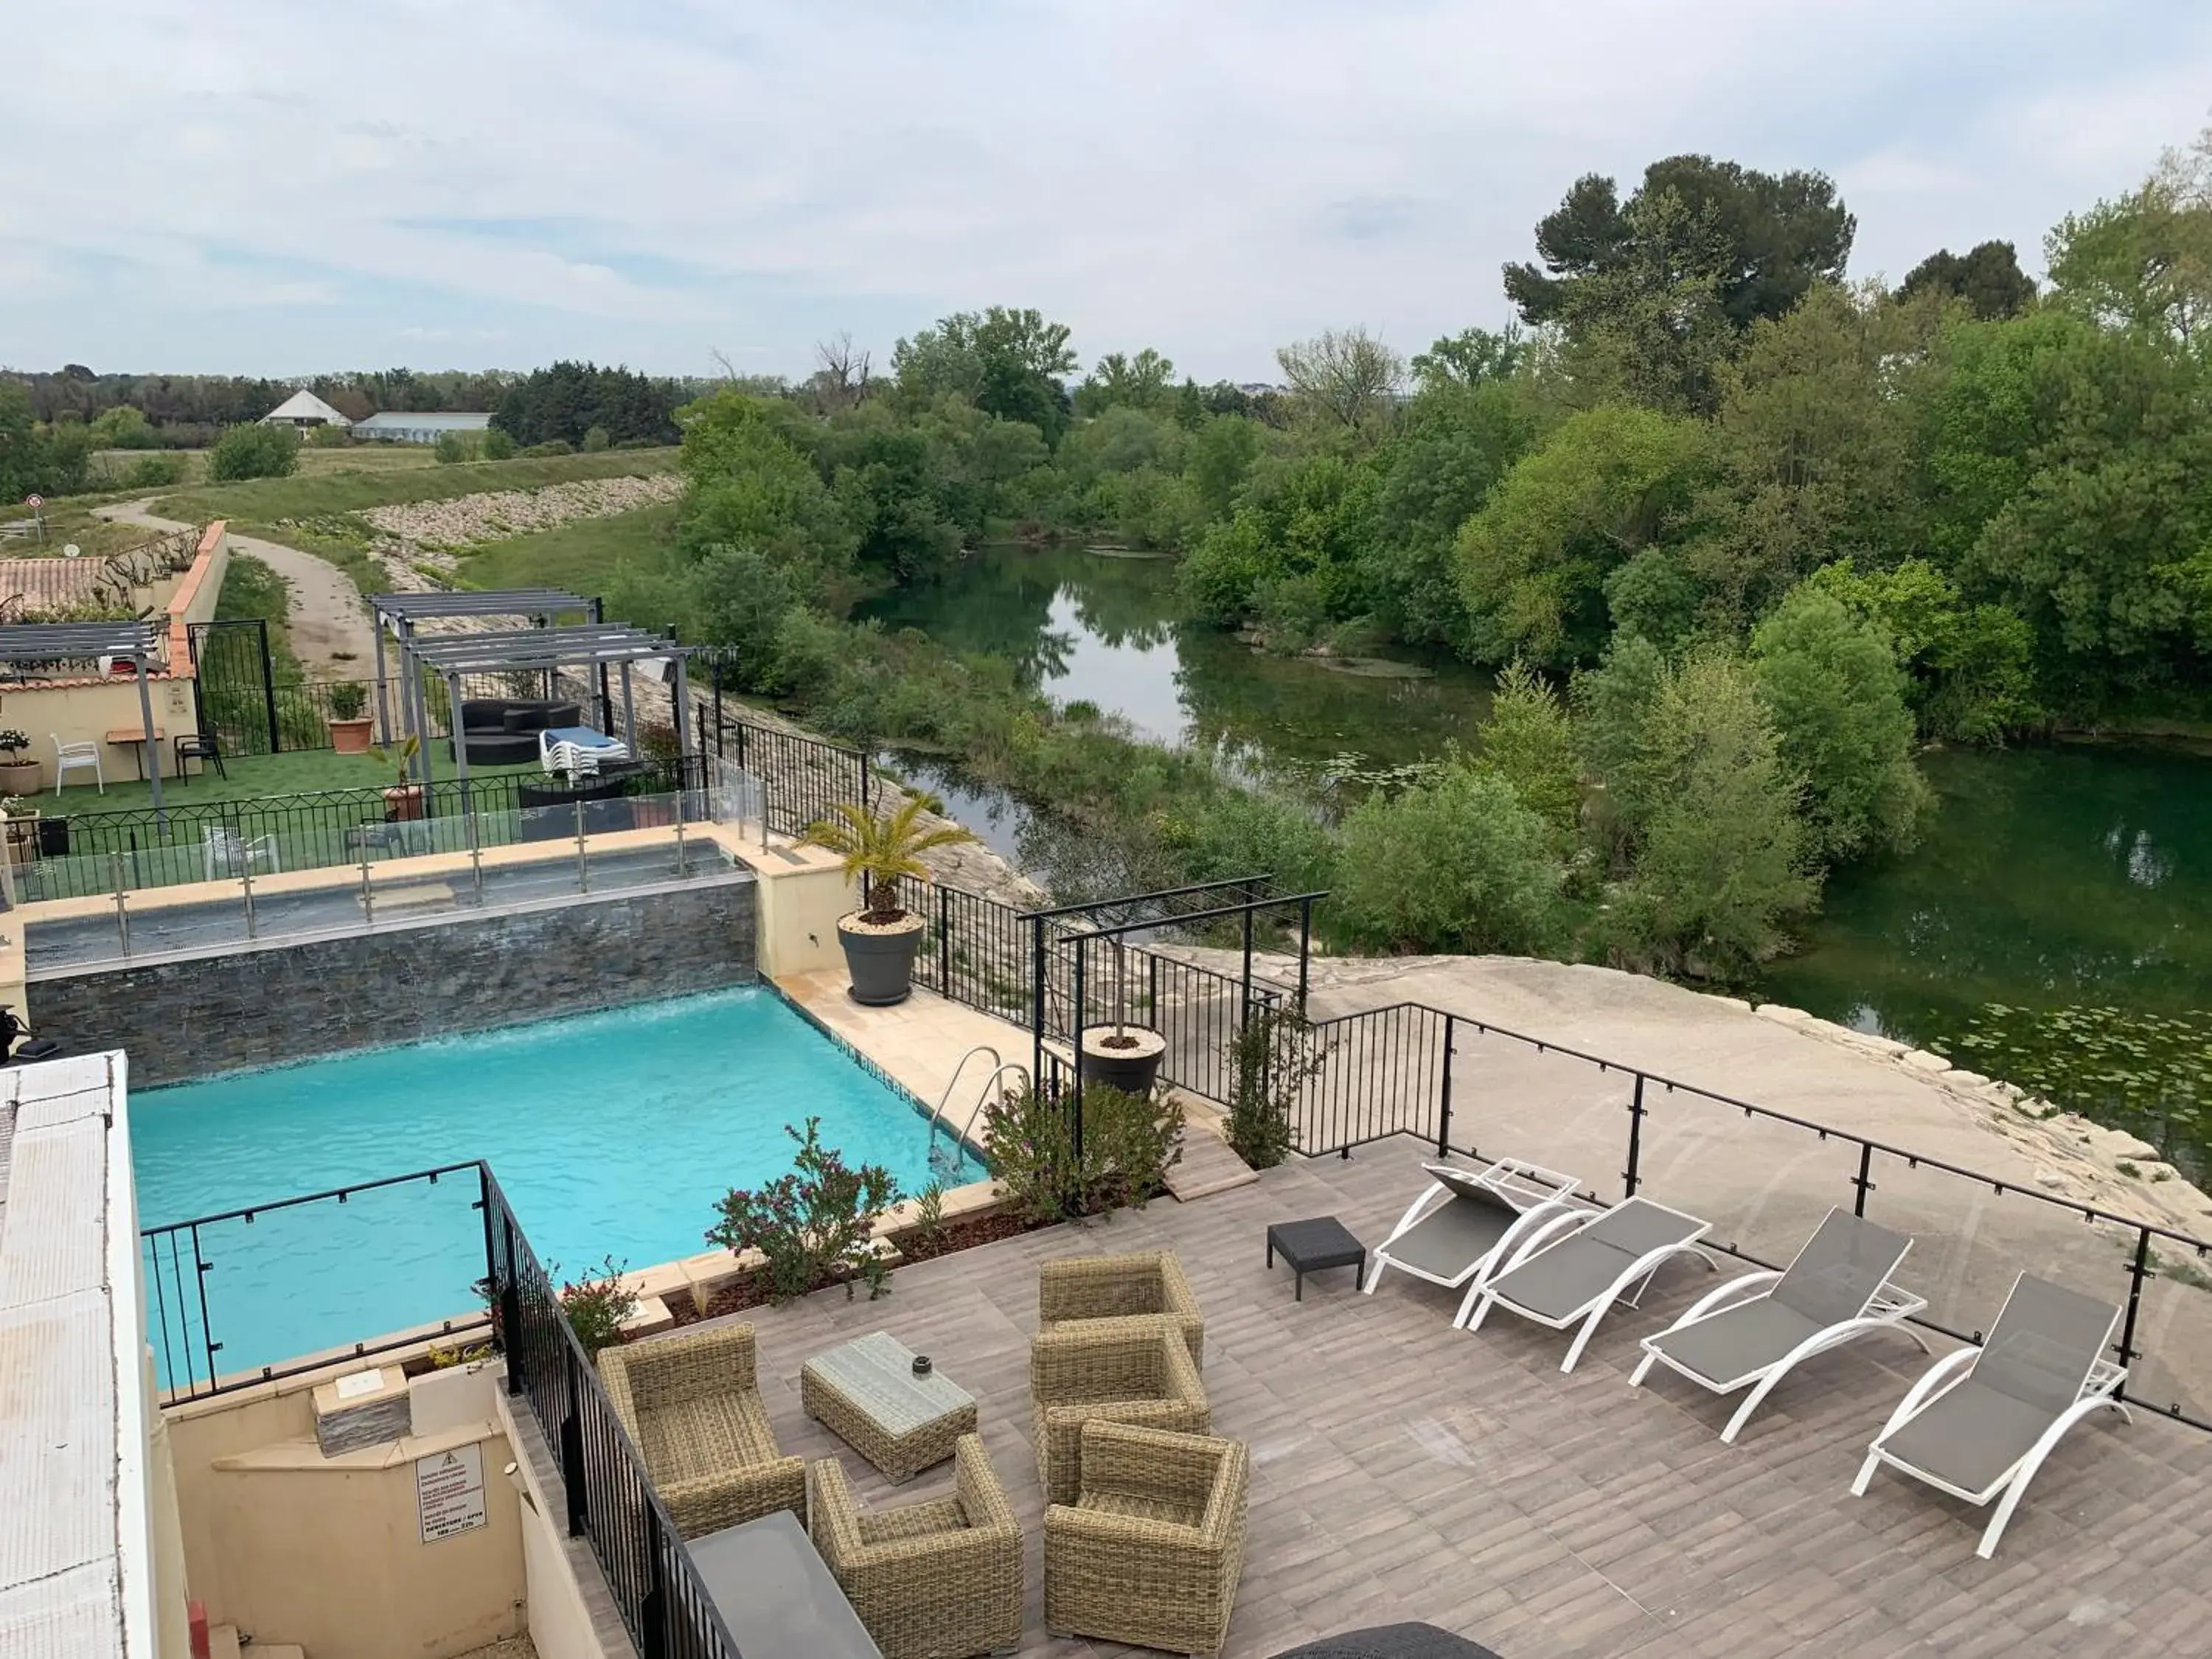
34,877,757,1085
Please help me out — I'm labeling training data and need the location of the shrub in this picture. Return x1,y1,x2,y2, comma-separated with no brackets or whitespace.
1222,1002,1324,1170
206,422,300,481
1333,762,1564,954
307,422,352,449
637,719,681,765
433,431,468,464
554,1254,639,1357
327,681,367,721
0,730,28,757
981,1079,1183,1224
705,1117,900,1303
523,439,574,457
480,427,517,461
123,453,184,488
582,425,612,453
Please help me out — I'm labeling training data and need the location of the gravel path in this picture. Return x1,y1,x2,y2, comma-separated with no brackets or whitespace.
94,498,380,677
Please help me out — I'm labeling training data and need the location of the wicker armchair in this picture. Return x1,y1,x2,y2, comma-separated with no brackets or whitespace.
1031,1315,1209,1506
809,1435,1023,1659
597,1324,806,1540
1045,1420,1251,1656
1040,1249,1206,1369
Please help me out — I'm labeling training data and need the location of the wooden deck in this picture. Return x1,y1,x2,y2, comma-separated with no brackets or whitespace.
694,1145,2212,1658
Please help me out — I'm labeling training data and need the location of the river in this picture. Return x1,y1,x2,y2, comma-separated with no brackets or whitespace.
860,544,2212,1166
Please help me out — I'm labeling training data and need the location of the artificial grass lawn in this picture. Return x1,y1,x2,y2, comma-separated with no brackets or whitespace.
41,745,538,818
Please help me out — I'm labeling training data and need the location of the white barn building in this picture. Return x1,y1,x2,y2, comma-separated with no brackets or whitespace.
352,411,495,445
257,390,351,429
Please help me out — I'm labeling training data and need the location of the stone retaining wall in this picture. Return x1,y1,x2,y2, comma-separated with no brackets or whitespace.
35,877,757,1085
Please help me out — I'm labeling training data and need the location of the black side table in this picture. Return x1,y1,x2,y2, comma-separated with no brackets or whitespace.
1266,1216,1366,1301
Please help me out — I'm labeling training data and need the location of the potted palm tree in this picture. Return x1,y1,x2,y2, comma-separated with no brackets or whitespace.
369,734,425,820
805,798,977,1006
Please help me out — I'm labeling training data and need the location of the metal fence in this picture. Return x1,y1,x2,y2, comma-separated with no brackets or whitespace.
142,1161,494,1404
1293,1000,2212,1434
485,1170,745,1659
12,757,709,902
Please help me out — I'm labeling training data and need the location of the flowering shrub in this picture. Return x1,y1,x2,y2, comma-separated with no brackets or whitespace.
706,1117,900,1303
981,1079,1183,1225
554,1254,639,1357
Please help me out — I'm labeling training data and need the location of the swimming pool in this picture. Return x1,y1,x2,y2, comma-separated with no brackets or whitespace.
133,987,981,1382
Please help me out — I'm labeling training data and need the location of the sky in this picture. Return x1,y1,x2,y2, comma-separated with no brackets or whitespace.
5,1,2210,386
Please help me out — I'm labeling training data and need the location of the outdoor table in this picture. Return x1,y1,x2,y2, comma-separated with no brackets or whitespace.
1267,1215,1366,1301
103,726,165,780
686,1508,881,1659
801,1329,977,1482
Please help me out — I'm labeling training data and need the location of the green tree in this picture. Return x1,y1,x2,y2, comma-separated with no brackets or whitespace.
1750,587,1929,862
1455,406,1709,667
1332,762,1565,955
206,421,300,481
1183,415,1264,522
1179,451,1377,628
1472,661,1582,835
1806,558,2042,740
892,307,1078,441
676,392,858,595
1577,647,1814,978
1898,242,2037,319
1076,348,1176,414
2047,128,2212,345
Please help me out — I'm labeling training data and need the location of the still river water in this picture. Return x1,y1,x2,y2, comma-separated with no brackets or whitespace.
860,546,2212,1164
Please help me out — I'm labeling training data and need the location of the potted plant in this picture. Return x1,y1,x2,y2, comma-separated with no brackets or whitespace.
0,732,38,796
326,682,374,754
804,798,977,1006
0,796,37,866
369,734,425,820
1078,937,1168,1095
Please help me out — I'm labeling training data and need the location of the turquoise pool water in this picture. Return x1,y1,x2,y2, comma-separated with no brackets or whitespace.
133,987,981,1382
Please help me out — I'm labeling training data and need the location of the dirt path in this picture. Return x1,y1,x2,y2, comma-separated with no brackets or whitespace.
95,498,380,678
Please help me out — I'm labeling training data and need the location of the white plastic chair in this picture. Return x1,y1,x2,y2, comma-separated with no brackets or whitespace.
50,734,101,795
203,828,280,881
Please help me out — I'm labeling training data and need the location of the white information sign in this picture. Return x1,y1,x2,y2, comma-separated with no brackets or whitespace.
417,1442,489,1543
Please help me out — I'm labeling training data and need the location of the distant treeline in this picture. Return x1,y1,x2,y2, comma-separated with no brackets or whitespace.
3,361,711,449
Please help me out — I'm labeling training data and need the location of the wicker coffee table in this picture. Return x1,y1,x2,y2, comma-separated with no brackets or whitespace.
801,1330,978,1483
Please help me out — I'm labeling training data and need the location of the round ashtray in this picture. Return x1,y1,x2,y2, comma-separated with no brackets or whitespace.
911,1354,933,1377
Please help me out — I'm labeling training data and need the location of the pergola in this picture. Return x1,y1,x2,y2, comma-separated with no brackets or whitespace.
0,621,168,816
368,589,598,754
394,622,692,802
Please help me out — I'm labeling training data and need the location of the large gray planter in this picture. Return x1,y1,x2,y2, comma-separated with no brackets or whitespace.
1078,1025,1167,1097
838,914,925,1006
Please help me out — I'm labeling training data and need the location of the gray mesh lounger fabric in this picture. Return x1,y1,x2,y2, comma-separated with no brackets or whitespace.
1268,1624,1501,1658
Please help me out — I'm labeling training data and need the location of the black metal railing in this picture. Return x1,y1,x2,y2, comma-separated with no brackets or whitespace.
484,1170,745,1659
694,707,872,838
1296,999,2212,1433
19,757,709,900
144,1164,743,1657
142,1161,493,1404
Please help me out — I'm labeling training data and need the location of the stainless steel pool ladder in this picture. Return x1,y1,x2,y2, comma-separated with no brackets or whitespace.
925,1044,1032,1155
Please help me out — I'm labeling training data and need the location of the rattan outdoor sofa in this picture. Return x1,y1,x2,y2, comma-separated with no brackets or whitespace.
809,1434,1023,1659
1039,1248,1206,1368
597,1323,807,1540
1032,1315,1210,1506
1045,1419,1251,1656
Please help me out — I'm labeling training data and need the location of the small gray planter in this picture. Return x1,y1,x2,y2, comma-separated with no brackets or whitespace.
838,914,925,1006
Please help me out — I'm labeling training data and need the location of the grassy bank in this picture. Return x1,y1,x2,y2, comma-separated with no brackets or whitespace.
454,500,684,597
150,448,679,526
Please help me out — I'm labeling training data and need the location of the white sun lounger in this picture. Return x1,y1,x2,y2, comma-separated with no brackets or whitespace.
1851,1272,2129,1558
1630,1207,1929,1442
1360,1158,1584,1302
1456,1195,1717,1372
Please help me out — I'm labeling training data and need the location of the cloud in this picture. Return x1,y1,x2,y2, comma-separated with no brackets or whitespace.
4,0,2210,378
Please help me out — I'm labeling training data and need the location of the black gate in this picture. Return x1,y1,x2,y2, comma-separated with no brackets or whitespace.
187,619,282,756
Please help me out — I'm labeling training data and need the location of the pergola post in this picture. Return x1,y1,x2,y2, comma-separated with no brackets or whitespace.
372,616,392,743
592,597,614,733
671,655,693,807
135,655,164,827
619,663,637,756
447,668,471,816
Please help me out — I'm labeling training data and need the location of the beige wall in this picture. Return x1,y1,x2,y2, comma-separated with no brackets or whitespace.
494,1391,613,1659
742,838,856,978
167,1366,526,1659
1,523,228,787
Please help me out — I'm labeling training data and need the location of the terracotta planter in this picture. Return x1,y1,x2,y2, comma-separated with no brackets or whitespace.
0,759,40,796
383,784,426,822
630,797,675,829
329,717,375,755
1078,1025,1167,1097
838,913,925,1006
